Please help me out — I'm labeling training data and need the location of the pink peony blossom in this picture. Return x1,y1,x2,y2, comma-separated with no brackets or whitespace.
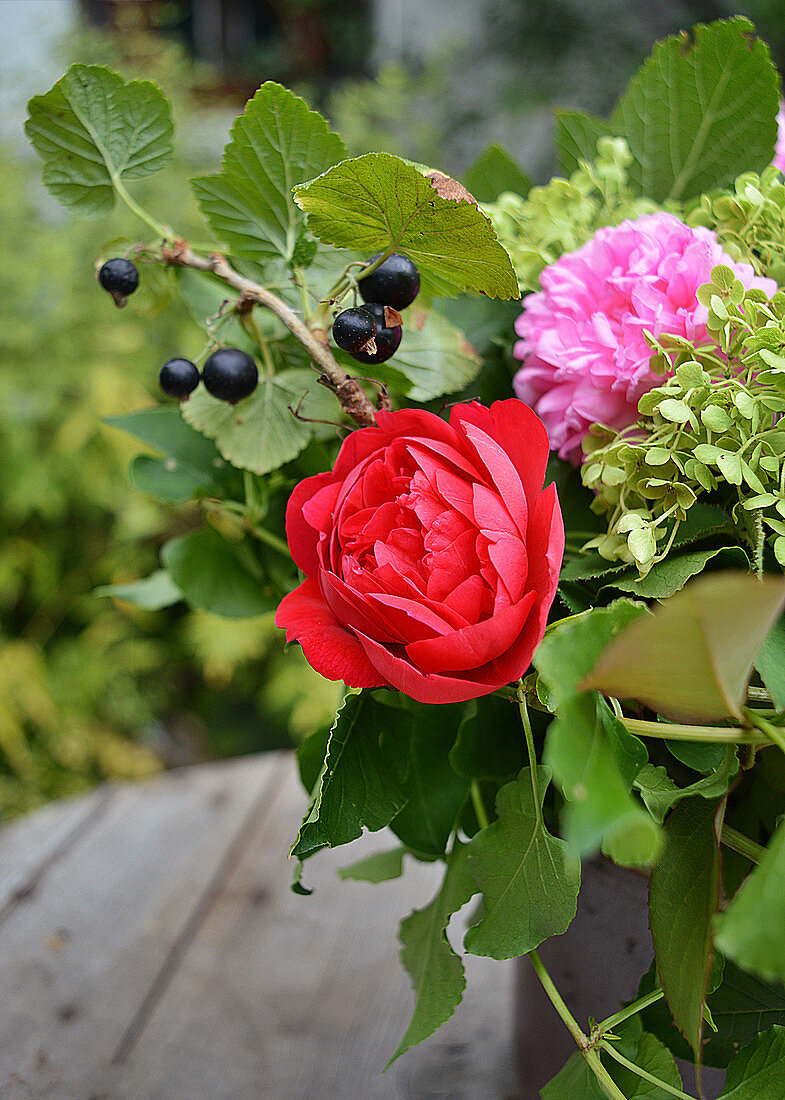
512,212,776,464
773,104,785,174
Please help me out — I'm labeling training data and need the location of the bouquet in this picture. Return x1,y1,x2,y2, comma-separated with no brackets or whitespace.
25,15,785,1097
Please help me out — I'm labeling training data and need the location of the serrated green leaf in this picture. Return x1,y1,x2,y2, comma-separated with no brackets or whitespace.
634,748,739,823
291,691,413,860
161,526,275,619
464,767,580,959
192,82,346,266
650,798,723,1056
338,847,405,884
387,841,478,1065
583,573,785,723
610,547,749,600
553,109,614,176
296,723,331,796
390,701,469,858
610,17,779,202
464,142,531,202
375,308,481,400
294,152,519,300
720,1025,785,1098
715,817,785,985
182,369,334,475
94,569,182,610
449,695,525,780
25,64,173,215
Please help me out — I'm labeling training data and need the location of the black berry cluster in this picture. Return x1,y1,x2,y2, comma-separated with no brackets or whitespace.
331,253,419,365
158,348,258,404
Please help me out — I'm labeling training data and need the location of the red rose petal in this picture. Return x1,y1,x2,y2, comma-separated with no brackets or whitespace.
404,590,536,674
285,472,334,575
354,629,502,704
275,577,386,688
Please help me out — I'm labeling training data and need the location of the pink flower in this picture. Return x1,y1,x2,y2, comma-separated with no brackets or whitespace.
773,104,785,174
512,212,776,464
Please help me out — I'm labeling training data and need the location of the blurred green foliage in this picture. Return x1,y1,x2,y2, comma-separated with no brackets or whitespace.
0,21,339,819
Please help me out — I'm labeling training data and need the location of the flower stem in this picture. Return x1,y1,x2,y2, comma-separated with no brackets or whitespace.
517,682,542,828
112,174,171,239
721,824,764,864
527,951,629,1100
470,781,490,831
621,717,768,745
599,988,664,1032
600,1040,697,1100
744,708,785,757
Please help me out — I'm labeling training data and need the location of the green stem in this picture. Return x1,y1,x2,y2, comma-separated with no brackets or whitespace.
247,524,291,557
621,717,768,746
721,824,764,864
517,683,542,828
112,174,171,239
528,951,629,1100
470,781,490,831
600,1041,697,1100
599,988,664,1032
744,708,785,756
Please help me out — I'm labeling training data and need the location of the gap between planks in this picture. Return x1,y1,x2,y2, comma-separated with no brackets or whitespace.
110,753,291,1065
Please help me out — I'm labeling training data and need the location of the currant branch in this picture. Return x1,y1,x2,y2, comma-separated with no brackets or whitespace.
161,242,379,428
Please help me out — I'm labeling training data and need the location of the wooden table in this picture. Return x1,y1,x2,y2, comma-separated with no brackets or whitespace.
0,752,519,1099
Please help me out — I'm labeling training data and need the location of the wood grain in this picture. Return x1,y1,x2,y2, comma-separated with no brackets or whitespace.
0,754,518,1099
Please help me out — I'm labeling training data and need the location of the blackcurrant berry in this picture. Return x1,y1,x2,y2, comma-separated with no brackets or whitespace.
349,302,402,364
159,358,200,400
98,258,139,305
358,254,420,311
202,348,258,404
332,307,377,355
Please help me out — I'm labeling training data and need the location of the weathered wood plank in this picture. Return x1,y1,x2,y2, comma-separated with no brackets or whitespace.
0,786,112,919
111,756,518,1100
0,754,290,1099
0,753,518,1099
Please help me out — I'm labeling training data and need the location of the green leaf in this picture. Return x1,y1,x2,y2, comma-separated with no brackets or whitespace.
192,82,346,266
665,740,727,774
649,798,723,1056
543,1020,683,1099
450,695,525,780
390,701,469,858
464,767,580,959
611,17,780,202
25,64,174,215
291,691,413,860
160,526,275,619
720,1026,785,1098
296,723,331,795
755,615,785,710
560,504,732,583
373,308,481,400
176,268,261,354
387,841,478,1065
464,143,531,202
642,956,785,1068
129,454,218,503
610,547,748,600
182,369,334,475
94,569,182,610
294,152,519,300
634,748,739,823
535,603,659,859
554,109,614,176
715,817,785,985
583,573,785,723
105,405,227,474
338,848,405,884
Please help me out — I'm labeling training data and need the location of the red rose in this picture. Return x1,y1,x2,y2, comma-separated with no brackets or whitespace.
275,400,564,704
